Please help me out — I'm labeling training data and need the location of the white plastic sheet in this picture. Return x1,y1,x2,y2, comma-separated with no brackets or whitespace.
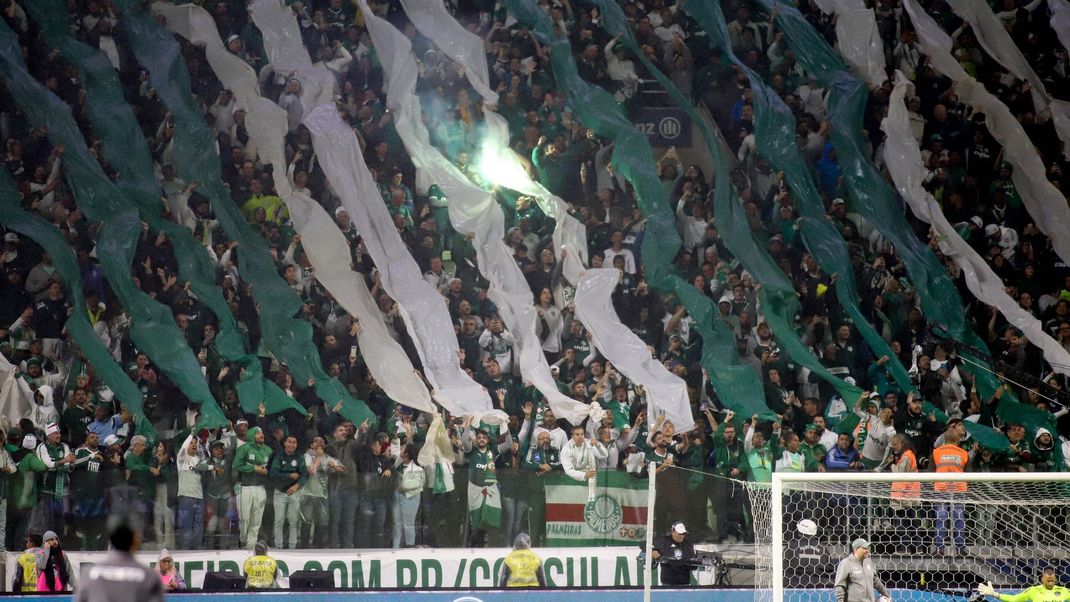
812,0,887,87
1051,0,1070,53
398,0,690,429
0,353,32,428
358,1,596,426
249,0,498,421
154,2,435,414
944,0,1070,157
903,0,1070,266
574,269,694,432
396,0,587,283
882,72,1070,378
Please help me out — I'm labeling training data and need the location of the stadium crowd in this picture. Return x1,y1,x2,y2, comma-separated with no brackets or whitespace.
0,0,1069,569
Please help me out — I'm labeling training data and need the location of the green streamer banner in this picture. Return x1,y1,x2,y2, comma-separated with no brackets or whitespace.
0,17,227,429
504,0,776,421
921,401,1010,453
681,0,914,396
0,172,157,439
24,0,290,418
593,0,862,404
113,0,372,426
754,0,1005,404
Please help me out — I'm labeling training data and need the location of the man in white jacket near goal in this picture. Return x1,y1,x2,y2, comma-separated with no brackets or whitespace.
560,425,607,501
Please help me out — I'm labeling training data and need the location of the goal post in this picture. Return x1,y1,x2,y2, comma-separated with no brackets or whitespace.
759,472,1070,602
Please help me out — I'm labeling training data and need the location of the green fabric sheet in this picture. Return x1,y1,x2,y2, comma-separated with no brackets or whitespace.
113,0,373,426
0,16,226,429
504,0,776,421
752,0,1005,405
0,171,157,439
24,0,296,418
682,0,914,396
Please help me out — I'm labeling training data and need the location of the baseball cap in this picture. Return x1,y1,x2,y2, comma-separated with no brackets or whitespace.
103,434,121,447
3,232,17,243
830,198,845,207
672,522,687,535
851,537,870,550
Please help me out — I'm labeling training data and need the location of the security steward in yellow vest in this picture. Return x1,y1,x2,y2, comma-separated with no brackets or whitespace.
244,541,278,589
498,533,546,587
12,534,42,592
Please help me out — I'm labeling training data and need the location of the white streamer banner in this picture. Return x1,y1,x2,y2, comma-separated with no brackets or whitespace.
396,0,588,283
812,0,887,87
357,1,596,426
1051,0,1070,53
882,72,1070,378
249,0,497,421
903,0,1070,266
944,0,1070,156
153,2,435,414
396,0,689,430
574,269,694,432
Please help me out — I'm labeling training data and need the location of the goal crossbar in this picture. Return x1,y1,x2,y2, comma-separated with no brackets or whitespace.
769,472,1070,602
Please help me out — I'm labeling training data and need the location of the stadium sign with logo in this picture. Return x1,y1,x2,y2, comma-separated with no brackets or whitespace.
633,107,692,147
4,547,657,590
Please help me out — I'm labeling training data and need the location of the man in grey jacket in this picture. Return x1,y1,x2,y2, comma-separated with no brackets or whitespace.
74,524,162,602
833,538,892,602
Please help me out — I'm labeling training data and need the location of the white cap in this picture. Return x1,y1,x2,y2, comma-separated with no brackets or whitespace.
672,522,687,534
3,232,17,243
44,423,60,437
103,434,121,447
22,434,37,450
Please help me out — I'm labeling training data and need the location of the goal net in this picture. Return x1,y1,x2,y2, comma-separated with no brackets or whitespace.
753,473,1070,602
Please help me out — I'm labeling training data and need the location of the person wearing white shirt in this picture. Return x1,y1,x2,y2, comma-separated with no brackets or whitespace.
278,79,304,134
208,90,237,136
814,416,839,452
852,393,896,470
478,318,516,374
893,30,923,81
603,230,636,274
983,224,1019,261
587,413,640,471
604,37,637,85
423,257,451,294
560,426,607,483
525,410,568,451
653,9,686,45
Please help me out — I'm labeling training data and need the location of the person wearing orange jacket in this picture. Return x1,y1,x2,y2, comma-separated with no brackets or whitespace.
932,419,969,556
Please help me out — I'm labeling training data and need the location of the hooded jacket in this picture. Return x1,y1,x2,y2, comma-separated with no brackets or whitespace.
30,385,58,430
1028,427,1057,472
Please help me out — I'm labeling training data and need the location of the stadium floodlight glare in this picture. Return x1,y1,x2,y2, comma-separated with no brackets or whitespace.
754,471,1070,602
